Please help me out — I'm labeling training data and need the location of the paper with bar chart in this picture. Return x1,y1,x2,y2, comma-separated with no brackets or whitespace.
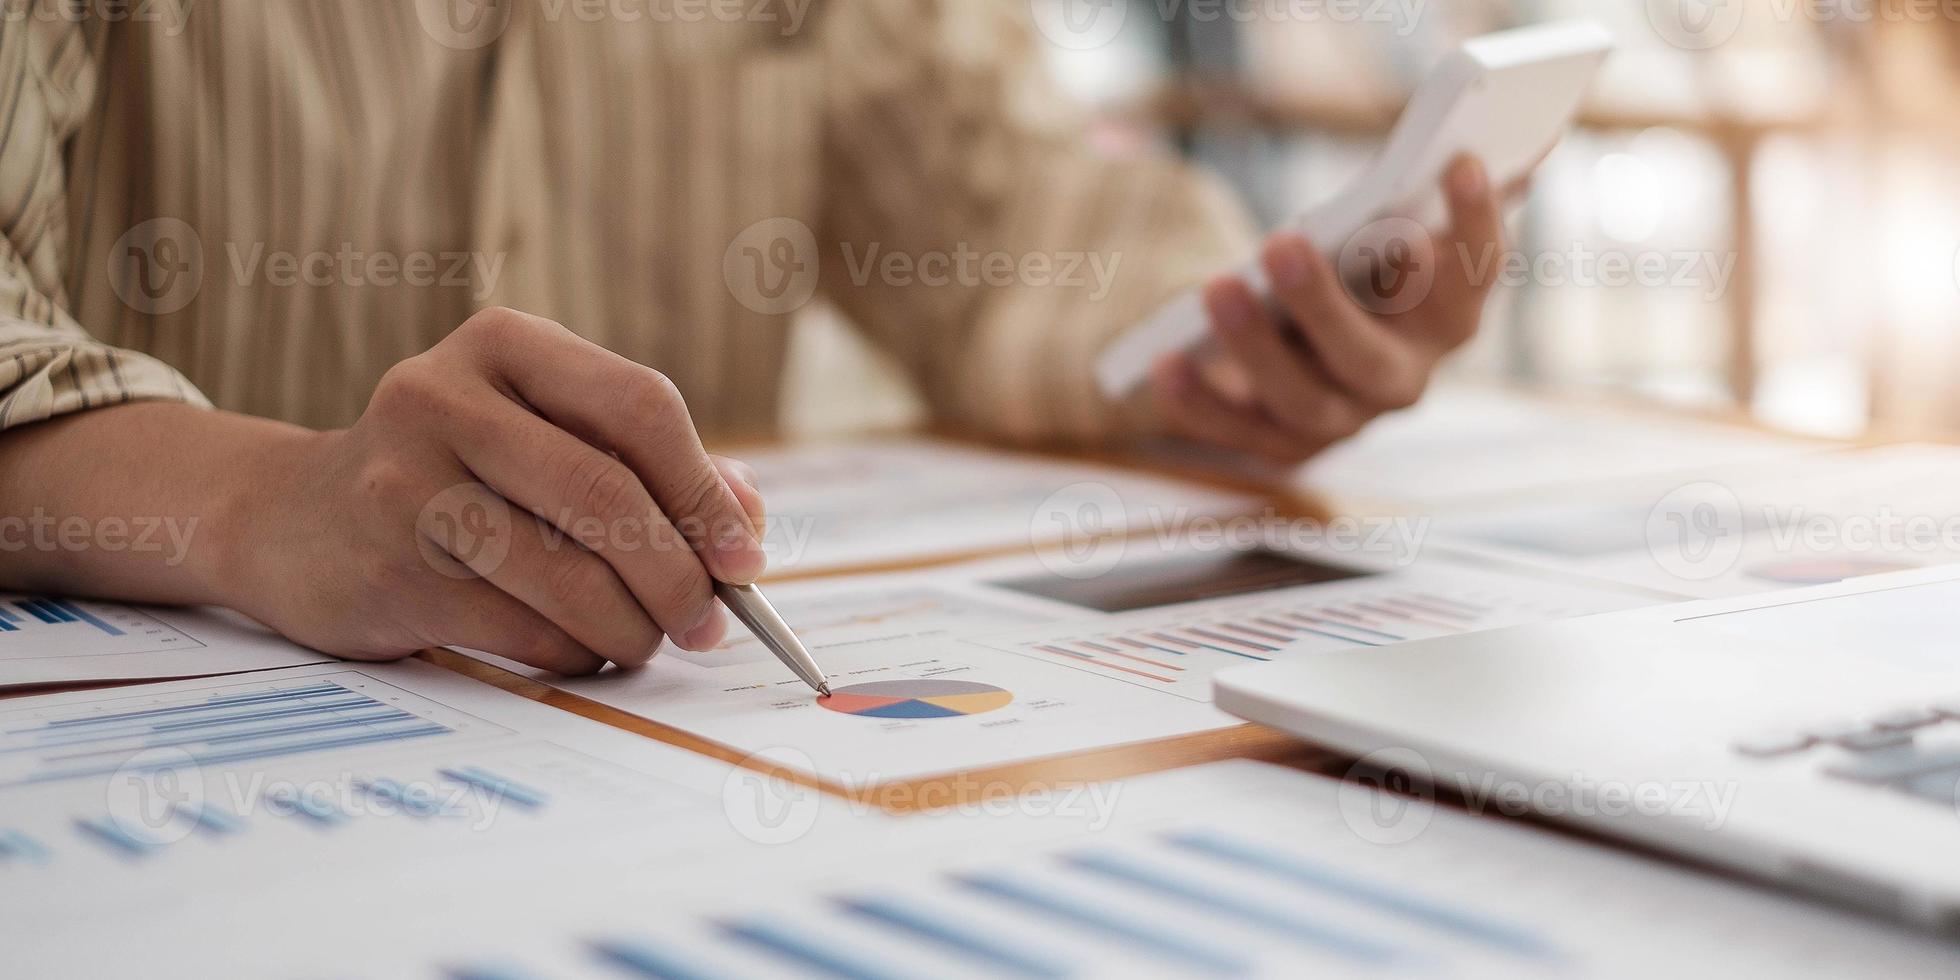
467,575,1220,783
972,559,1646,702
37,761,1960,979
0,594,329,687
470,545,1652,782
0,659,762,927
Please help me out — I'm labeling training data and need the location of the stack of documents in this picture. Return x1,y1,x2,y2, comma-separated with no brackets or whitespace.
16,761,1957,977
12,422,1960,976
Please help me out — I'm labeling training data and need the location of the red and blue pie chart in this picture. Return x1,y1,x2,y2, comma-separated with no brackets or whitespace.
818,679,1013,719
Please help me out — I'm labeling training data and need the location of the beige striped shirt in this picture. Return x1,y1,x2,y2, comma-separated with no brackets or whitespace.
0,0,1251,443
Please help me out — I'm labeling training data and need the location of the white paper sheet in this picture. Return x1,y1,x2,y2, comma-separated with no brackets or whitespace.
0,658,827,934
0,596,329,688
30,760,1959,978
1296,386,1828,511
1429,444,1960,599
467,542,1653,785
742,437,1262,574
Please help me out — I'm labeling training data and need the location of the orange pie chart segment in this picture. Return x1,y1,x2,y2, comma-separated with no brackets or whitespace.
916,690,1014,714
817,679,1014,719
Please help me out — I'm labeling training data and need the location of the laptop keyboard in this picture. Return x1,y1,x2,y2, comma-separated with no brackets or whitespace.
1734,701,1960,806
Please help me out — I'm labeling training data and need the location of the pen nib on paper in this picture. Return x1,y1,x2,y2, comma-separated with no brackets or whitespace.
817,682,832,698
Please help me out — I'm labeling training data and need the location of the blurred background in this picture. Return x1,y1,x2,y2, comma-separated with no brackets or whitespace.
789,1,1960,444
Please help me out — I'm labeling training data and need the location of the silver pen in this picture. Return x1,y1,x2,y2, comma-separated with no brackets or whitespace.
713,581,831,697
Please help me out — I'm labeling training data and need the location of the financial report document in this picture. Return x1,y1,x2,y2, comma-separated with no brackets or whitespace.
0,658,831,939
468,539,1654,785
0,596,329,688
742,437,1263,573
30,761,1960,978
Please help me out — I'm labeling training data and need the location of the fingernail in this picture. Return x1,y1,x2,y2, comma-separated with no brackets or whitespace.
1265,238,1310,291
1451,157,1487,200
680,607,726,651
1205,282,1254,333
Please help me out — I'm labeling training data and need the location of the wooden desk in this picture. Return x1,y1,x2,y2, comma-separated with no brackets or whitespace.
2,410,1901,904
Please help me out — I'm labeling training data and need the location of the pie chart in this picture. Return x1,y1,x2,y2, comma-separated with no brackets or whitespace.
818,679,1013,719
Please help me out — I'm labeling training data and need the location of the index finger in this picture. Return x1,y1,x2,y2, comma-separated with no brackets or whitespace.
1428,156,1504,342
460,309,768,585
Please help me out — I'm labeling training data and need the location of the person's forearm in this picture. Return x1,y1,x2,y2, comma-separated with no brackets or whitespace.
0,402,318,606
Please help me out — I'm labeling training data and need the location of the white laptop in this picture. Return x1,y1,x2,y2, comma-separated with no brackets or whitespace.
1216,565,1960,931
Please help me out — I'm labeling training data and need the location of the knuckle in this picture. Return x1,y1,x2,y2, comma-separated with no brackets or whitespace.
561,451,644,531
625,369,687,422
1375,370,1426,411
669,466,729,532
370,357,445,417
458,306,552,345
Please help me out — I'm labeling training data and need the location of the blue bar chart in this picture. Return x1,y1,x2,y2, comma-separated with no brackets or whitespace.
571,824,1555,979
0,828,50,863
0,594,203,658
0,674,472,789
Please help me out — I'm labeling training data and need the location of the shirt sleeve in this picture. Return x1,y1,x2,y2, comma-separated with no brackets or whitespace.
0,18,208,433
816,0,1256,445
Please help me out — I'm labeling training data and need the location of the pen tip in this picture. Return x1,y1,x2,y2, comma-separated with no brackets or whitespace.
817,683,832,697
